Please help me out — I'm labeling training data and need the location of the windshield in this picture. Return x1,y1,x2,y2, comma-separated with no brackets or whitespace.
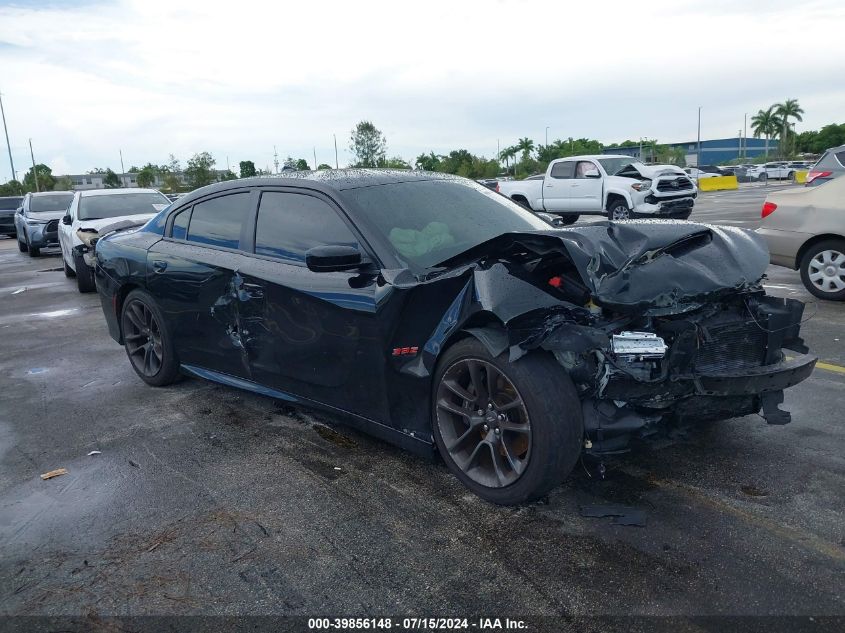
30,193,73,213
79,192,170,220
343,179,549,269
0,197,22,210
597,157,636,175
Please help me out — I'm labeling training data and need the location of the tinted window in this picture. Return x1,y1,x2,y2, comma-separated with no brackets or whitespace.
29,193,74,213
255,192,358,263
78,192,170,220
550,162,574,179
171,207,191,239
342,180,548,269
835,151,845,168
186,193,251,249
0,197,22,210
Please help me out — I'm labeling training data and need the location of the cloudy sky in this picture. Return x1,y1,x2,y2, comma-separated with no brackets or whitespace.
0,0,843,177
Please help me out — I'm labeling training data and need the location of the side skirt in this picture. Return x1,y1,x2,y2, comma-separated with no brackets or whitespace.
180,364,436,458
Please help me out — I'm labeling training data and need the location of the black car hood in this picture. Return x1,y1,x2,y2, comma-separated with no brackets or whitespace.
435,220,769,313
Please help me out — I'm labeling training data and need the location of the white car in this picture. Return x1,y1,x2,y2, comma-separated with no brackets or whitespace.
58,188,171,292
684,167,722,179
496,155,697,222
746,162,796,181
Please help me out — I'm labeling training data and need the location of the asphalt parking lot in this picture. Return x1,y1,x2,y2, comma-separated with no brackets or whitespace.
1,186,843,625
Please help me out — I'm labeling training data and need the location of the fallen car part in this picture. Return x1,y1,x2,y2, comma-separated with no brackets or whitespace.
40,468,68,480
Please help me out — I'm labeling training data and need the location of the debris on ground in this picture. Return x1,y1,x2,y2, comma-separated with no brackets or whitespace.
579,503,647,527
87,450,101,456
11,287,26,294
40,468,68,480
128,459,140,468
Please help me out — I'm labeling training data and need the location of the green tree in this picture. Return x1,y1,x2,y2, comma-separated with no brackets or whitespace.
239,160,256,178
317,163,333,170
136,163,158,188
295,158,310,171
751,107,778,158
774,99,804,157
184,151,216,189
349,120,387,167
416,152,442,171
516,137,535,162
24,164,56,192
220,170,237,181
53,175,74,191
809,123,845,153
0,180,24,196
103,168,121,188
499,146,518,175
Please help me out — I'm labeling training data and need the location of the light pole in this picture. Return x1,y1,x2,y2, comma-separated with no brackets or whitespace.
29,138,39,192
695,106,702,185
743,113,747,160
545,126,549,148
333,134,339,169
0,91,15,183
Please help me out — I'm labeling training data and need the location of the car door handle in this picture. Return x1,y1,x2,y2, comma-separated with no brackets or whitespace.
545,184,553,188
152,260,168,273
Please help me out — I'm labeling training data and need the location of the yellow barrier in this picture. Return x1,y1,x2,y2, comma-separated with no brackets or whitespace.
795,170,808,184
696,175,739,191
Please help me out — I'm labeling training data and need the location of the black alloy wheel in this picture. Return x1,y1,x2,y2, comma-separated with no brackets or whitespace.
436,358,532,489
432,338,583,505
123,299,164,378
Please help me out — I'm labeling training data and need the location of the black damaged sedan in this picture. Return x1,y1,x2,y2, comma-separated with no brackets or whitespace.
94,171,816,505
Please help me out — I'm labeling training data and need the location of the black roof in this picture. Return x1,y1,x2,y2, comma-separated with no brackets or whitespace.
171,169,463,208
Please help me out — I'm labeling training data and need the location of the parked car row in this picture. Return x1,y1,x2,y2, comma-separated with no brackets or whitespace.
10,188,171,292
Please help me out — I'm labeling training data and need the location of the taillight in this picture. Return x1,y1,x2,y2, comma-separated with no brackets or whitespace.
495,183,500,193
805,171,832,184
761,201,777,218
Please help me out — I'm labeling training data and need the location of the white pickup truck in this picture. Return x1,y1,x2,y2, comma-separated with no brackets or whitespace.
496,154,697,223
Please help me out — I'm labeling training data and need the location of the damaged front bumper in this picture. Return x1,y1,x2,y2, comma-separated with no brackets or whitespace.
634,196,695,219
540,295,817,455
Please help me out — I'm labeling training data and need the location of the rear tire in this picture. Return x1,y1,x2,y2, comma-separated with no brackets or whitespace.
432,338,583,505
74,253,96,292
799,240,845,301
121,289,181,386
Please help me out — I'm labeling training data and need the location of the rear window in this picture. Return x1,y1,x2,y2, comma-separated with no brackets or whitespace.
186,192,251,250
78,192,170,220
30,193,73,213
0,197,22,210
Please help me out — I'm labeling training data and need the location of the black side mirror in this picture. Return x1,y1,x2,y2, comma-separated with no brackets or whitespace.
584,170,601,178
306,245,362,272
62,214,72,225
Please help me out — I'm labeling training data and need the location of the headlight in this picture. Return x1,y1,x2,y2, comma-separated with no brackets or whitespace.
631,179,652,192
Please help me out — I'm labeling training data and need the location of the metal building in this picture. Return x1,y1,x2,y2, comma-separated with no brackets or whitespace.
603,137,779,166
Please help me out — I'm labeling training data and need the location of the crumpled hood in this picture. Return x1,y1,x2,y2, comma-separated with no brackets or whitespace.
78,213,156,233
438,221,769,314
633,163,687,178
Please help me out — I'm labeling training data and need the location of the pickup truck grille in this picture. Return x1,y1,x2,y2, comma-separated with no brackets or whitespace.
694,321,767,372
656,177,693,192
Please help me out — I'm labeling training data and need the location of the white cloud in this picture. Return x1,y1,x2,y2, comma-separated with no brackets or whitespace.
0,0,843,175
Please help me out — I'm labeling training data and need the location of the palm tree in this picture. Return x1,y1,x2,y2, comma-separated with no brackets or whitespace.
499,146,518,175
516,137,535,161
750,107,777,158
774,99,804,157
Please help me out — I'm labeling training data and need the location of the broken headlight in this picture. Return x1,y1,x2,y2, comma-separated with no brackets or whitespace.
631,180,652,192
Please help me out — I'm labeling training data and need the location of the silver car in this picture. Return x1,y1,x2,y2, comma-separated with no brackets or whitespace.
805,144,845,187
14,191,75,257
756,176,845,300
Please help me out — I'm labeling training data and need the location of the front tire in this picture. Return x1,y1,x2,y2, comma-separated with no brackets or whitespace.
800,240,845,301
18,235,27,252
121,289,181,386
74,253,96,292
558,214,580,226
607,199,631,220
27,236,40,257
63,256,76,278
432,338,583,505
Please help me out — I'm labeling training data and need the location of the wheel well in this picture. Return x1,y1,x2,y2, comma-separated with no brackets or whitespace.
510,194,528,205
606,193,626,210
795,234,845,270
114,283,140,339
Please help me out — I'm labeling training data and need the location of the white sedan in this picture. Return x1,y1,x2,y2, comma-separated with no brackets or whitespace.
58,188,171,292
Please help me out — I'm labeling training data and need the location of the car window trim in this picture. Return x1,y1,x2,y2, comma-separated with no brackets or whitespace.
251,186,383,269
162,188,258,255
